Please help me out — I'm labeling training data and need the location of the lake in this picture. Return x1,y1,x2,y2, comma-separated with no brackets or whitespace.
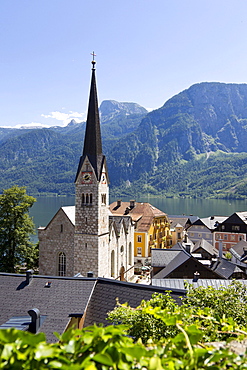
30,195,247,241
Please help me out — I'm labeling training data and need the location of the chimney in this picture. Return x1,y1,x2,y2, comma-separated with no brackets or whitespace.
129,200,135,208
193,271,200,282
185,243,191,254
28,308,40,334
117,200,122,207
87,271,94,277
26,269,34,285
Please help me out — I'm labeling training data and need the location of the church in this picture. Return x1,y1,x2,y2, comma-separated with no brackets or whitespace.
38,58,134,279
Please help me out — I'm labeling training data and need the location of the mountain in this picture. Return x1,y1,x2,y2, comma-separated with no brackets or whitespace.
99,100,148,140
0,85,247,199
107,83,247,198
0,100,147,195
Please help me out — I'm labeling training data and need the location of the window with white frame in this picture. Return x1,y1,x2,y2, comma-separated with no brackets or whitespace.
137,247,142,255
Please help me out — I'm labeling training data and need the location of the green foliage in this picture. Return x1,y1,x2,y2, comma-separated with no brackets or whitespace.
1,284,247,368
0,185,37,272
183,281,247,328
112,151,247,200
1,311,247,368
108,282,247,344
107,293,178,343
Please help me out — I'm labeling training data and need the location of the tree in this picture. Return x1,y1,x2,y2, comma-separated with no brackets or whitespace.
107,282,247,344
0,185,37,272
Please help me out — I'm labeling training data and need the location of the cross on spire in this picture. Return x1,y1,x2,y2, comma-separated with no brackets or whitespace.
91,51,96,68
91,51,96,61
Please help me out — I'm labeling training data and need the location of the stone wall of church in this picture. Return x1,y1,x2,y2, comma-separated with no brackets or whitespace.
109,217,135,281
74,163,111,277
38,209,75,276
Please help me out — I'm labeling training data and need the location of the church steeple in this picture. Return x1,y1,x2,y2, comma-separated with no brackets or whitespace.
74,54,110,277
75,55,105,181
83,57,102,158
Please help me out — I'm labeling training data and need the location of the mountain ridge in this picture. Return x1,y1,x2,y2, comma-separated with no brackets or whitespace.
0,84,246,199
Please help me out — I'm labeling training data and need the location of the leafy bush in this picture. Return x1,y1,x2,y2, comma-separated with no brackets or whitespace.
1,315,247,369
2,283,247,368
108,282,247,343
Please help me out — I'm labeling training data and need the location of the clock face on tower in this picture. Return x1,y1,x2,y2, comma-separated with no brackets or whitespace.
82,172,92,183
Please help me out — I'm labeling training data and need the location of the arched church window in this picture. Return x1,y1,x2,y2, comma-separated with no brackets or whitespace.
111,250,115,277
129,242,132,265
101,194,106,204
58,252,66,276
90,193,93,204
86,193,89,204
81,194,85,205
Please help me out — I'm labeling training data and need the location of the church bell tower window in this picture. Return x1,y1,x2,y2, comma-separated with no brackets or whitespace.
81,193,93,205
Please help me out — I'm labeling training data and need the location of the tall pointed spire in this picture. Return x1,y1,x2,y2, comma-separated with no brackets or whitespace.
83,56,103,157
75,54,106,181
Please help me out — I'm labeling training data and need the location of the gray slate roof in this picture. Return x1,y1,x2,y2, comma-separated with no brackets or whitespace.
152,279,247,290
191,216,227,231
83,278,185,327
0,273,186,342
151,249,182,267
211,259,246,279
192,239,218,256
152,251,191,279
230,240,247,260
0,273,96,342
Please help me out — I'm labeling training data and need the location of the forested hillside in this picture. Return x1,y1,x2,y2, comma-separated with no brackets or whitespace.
0,84,247,199
0,101,147,195
108,83,247,199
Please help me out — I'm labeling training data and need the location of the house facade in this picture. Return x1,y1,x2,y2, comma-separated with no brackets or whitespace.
110,200,172,267
187,216,227,246
214,212,247,251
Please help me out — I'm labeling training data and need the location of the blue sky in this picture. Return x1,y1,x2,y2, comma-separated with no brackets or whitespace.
1,0,247,127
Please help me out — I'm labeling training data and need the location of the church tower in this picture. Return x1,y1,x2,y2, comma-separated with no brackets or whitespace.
74,56,110,277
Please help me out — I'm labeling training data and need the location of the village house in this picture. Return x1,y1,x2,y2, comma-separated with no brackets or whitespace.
187,216,227,246
110,200,172,267
214,212,247,251
168,215,196,246
151,241,247,280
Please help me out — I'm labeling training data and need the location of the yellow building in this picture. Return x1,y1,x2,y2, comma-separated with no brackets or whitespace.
110,200,172,268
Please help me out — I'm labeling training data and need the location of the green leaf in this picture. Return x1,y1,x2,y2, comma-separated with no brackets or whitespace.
93,353,114,366
149,356,163,370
